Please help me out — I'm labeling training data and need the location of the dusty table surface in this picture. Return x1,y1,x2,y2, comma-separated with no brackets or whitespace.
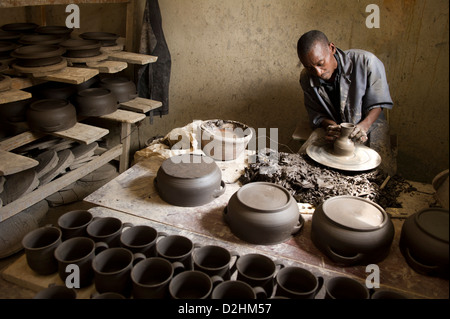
83,156,449,299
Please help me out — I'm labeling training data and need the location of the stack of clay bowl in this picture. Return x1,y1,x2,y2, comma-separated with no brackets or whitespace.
60,39,102,59
79,32,119,47
11,44,66,68
0,30,21,44
19,34,66,46
0,41,18,60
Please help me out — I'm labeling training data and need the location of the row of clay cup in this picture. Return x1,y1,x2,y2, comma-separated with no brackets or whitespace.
24,210,407,299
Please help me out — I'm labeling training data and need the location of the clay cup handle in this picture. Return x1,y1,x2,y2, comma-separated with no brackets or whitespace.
94,241,109,255
326,246,364,265
291,213,305,235
132,252,147,266
253,286,268,299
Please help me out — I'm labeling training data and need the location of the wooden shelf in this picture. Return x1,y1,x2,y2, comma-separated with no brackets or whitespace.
0,89,32,104
120,97,163,113
0,0,130,8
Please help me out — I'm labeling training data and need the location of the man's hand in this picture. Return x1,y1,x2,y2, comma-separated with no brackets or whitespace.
350,125,368,143
325,124,341,141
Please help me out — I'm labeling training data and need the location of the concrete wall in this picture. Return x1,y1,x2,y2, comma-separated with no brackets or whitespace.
1,0,448,183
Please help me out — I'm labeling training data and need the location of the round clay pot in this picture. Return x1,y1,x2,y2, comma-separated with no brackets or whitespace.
11,44,65,67
154,153,226,207
79,32,119,47
60,39,102,58
99,77,138,103
0,30,21,43
1,22,39,34
310,196,394,266
35,25,73,40
75,87,118,117
19,34,66,46
0,97,33,122
224,182,304,245
200,119,253,161
0,41,18,59
400,208,449,279
27,99,77,132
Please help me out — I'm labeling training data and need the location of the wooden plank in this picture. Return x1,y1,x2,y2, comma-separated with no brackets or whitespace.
0,89,32,104
85,60,128,73
0,131,45,152
119,97,162,113
0,144,122,222
43,67,99,85
107,51,158,65
0,149,39,176
99,109,146,124
10,77,47,90
49,122,109,145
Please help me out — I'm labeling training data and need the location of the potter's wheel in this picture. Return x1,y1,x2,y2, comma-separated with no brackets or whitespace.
306,142,381,171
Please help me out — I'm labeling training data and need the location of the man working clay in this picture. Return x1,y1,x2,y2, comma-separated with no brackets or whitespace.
296,30,396,175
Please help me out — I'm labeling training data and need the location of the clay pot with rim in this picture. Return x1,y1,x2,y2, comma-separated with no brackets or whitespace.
154,153,226,207
99,77,138,103
26,99,77,132
334,122,356,156
60,39,102,58
11,44,65,67
35,25,73,40
79,32,119,47
400,208,449,279
224,182,304,245
19,34,66,46
310,195,394,266
75,87,118,117
1,23,39,34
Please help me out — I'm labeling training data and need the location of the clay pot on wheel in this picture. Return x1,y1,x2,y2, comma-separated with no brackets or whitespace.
99,77,138,103
334,122,356,156
154,153,226,207
75,88,118,117
310,196,394,266
27,99,77,132
224,182,304,245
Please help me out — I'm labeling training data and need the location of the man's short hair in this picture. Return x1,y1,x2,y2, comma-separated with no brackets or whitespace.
297,30,330,60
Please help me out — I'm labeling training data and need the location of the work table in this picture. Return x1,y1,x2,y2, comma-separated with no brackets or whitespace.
81,154,449,299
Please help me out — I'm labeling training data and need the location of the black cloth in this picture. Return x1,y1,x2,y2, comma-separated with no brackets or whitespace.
137,0,171,116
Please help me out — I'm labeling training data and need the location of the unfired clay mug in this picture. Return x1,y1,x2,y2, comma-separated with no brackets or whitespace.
92,247,145,297
156,235,200,270
54,236,108,288
212,280,267,299
131,257,185,299
22,225,62,275
57,210,93,240
324,276,370,299
192,245,239,280
169,270,223,299
87,216,133,247
274,266,324,299
236,253,284,296
120,225,168,257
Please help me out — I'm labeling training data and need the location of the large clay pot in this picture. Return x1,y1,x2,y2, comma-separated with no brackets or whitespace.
224,182,304,245
60,39,101,58
333,122,356,156
400,208,449,279
11,45,65,67
27,99,77,132
310,196,394,266
154,153,226,207
99,77,138,103
75,88,118,117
